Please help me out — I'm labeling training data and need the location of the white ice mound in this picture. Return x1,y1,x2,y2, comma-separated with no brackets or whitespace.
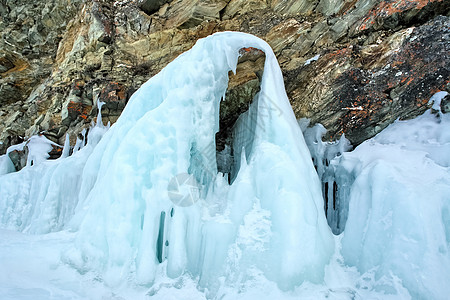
334,107,450,299
0,123,108,233
52,32,334,291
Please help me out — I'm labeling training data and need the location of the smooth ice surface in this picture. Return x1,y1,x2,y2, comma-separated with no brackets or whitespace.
0,32,333,297
0,155,15,175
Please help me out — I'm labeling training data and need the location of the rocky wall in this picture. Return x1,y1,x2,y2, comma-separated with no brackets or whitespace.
0,0,449,155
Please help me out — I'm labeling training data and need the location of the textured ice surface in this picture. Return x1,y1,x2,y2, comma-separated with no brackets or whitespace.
334,99,450,300
0,229,413,300
0,122,108,234
65,32,334,293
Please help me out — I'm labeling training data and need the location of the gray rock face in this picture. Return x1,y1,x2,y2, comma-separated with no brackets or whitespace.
0,0,449,155
271,0,320,16
163,0,228,28
441,94,450,114
8,149,27,171
287,15,450,145
139,0,171,15
0,0,84,153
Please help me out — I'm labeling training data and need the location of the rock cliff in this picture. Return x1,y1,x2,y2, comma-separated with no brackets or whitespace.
1,0,449,160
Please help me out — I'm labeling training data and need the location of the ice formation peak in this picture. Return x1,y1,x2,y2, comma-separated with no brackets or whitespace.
67,32,333,292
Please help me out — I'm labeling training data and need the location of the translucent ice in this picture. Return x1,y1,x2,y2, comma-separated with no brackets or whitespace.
299,118,352,234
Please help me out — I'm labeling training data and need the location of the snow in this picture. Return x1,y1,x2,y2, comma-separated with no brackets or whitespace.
24,135,60,167
428,91,448,112
0,32,449,299
0,229,413,300
1,134,62,175
0,229,103,300
304,54,320,66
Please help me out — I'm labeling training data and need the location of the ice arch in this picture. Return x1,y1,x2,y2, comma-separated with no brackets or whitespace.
1,32,334,294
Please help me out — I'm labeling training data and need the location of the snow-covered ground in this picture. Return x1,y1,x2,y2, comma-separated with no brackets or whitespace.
0,33,448,299
0,230,412,299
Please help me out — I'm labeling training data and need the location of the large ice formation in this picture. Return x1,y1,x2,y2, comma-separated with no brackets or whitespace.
0,32,333,295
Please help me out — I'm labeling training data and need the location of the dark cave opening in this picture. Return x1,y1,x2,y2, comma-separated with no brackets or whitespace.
215,47,265,183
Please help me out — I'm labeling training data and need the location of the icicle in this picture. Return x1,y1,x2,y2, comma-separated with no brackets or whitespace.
96,100,106,127
72,137,82,154
60,133,71,158
72,129,86,154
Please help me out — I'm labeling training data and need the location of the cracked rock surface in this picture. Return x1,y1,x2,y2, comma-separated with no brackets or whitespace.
0,0,449,154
